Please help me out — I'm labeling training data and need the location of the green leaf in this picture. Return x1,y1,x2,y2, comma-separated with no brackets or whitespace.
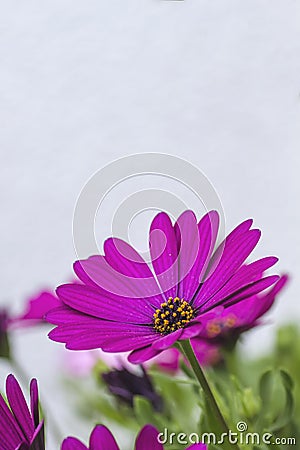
133,396,156,427
259,369,274,407
257,368,295,433
269,370,294,432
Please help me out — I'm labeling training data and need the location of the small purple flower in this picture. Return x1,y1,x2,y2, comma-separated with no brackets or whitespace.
47,211,279,363
193,275,288,347
61,424,207,450
0,374,44,450
102,365,163,412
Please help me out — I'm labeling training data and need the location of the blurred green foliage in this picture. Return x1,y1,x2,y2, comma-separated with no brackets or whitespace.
64,324,300,450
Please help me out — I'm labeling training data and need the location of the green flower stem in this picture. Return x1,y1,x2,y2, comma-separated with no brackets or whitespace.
180,340,240,450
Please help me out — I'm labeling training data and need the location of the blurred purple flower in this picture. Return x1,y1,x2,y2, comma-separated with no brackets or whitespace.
47,211,279,364
11,290,62,326
102,365,163,412
0,374,44,450
193,275,288,348
61,424,207,450
0,290,61,359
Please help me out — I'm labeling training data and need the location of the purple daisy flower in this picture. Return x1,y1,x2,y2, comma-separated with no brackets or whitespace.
61,424,207,450
47,210,279,363
0,374,44,450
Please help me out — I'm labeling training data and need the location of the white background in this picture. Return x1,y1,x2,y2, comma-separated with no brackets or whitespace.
0,1,300,448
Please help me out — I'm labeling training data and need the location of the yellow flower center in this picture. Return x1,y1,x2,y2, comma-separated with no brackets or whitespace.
153,297,195,335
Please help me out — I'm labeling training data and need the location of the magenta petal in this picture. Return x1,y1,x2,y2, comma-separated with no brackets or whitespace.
48,309,157,351
104,238,153,278
175,210,199,298
30,379,39,428
135,425,164,450
104,238,162,301
255,274,288,317
205,218,253,275
89,425,120,450
56,284,153,323
6,375,34,441
46,306,116,326
74,256,102,287
74,255,162,303
194,307,224,324
128,345,162,364
180,322,204,340
176,210,219,300
49,319,150,335
226,274,288,325
46,306,92,325
49,326,105,346
30,421,45,450
101,331,159,353
201,256,278,310
222,296,259,325
221,275,280,307
195,228,261,308
0,395,23,449
152,329,182,351
49,320,155,350
64,334,111,350
149,212,178,299
268,274,288,296
61,437,88,450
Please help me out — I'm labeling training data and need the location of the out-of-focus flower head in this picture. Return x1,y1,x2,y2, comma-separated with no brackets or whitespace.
12,290,62,326
102,365,163,412
0,289,61,359
193,275,289,349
